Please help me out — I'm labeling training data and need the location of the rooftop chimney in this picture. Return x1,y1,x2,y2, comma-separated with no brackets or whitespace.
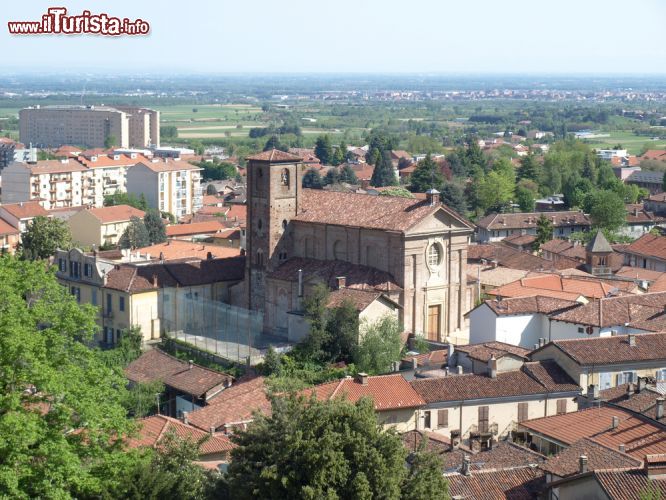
628,334,636,347
611,416,620,429
627,383,635,395
426,188,440,206
336,276,347,290
657,399,665,420
182,411,189,425
447,343,455,365
638,377,647,393
207,251,213,260
412,357,418,370
538,337,546,348
579,455,588,474
461,455,471,476
488,355,497,379
188,359,194,370
356,372,369,386
457,365,463,375
619,444,626,453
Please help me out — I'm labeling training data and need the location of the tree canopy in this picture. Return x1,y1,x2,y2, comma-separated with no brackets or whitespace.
371,150,398,188
118,216,151,249
20,216,72,260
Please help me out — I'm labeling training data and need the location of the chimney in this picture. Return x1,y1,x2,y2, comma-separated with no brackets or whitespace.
579,455,588,474
538,337,546,348
457,365,463,375
611,416,619,429
159,251,164,261
210,426,216,435
447,343,455,365
619,444,626,453
182,411,189,425
626,383,635,395
628,334,636,347
587,384,599,402
207,251,213,260
445,367,450,377
356,372,369,386
188,359,194,370
461,455,471,476
412,357,418,370
152,274,158,287
336,276,347,290
426,188,440,206
634,207,639,217
638,377,647,393
657,399,665,420
488,355,497,379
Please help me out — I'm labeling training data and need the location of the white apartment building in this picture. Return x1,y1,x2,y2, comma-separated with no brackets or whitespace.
78,153,150,207
126,159,203,218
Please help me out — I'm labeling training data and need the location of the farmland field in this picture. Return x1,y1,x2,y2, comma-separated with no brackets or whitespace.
581,130,666,155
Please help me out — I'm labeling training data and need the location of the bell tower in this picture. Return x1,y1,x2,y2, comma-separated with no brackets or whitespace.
245,149,304,311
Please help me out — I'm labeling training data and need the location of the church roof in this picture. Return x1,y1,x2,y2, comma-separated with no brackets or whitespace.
586,230,612,253
294,189,472,233
268,257,402,292
245,149,302,162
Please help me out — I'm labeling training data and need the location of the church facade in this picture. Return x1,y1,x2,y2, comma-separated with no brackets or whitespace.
241,149,475,344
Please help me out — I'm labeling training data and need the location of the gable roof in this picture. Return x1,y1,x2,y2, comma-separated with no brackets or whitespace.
476,211,591,231
541,438,641,478
27,159,88,174
482,296,581,316
309,374,425,410
134,159,201,173
166,221,225,237
600,384,666,420
0,201,49,220
187,376,271,431
534,332,666,366
411,360,579,403
0,218,19,236
487,274,636,301
454,341,531,362
246,149,302,162
326,288,394,312
293,189,473,233
134,240,241,261
593,468,666,500
130,414,235,455
625,233,666,262
549,292,666,327
86,205,145,224
125,349,232,399
446,467,545,500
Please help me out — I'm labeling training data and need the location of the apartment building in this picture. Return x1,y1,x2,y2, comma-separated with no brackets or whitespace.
67,205,145,247
20,105,130,149
476,211,591,243
77,152,149,207
115,106,160,147
2,159,94,209
126,159,203,218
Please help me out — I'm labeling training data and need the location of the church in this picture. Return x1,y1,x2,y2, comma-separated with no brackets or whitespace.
236,149,475,345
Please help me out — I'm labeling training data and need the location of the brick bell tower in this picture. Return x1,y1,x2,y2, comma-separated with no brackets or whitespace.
245,149,304,312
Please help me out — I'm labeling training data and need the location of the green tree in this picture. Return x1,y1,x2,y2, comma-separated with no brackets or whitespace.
205,183,218,195
143,209,167,245
585,189,627,232
323,300,360,364
339,164,358,184
515,185,536,212
353,315,404,375
20,216,72,260
0,257,136,498
227,396,409,499
440,183,467,215
477,170,515,214
517,153,540,181
298,283,330,362
534,214,554,250
105,135,117,149
118,216,150,249
302,168,323,189
104,191,148,211
314,135,333,165
331,145,346,166
324,168,340,186
160,125,178,139
409,154,444,193
379,187,415,198
370,150,398,187
403,445,449,500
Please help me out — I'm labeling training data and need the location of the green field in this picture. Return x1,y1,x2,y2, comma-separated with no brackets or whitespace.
582,130,666,155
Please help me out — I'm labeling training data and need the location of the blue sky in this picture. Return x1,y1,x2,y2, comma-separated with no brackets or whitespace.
2,0,665,74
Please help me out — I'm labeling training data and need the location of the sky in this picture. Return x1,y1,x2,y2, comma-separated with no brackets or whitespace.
2,0,666,74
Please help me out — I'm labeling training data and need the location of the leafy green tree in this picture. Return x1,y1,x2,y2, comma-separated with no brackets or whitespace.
262,345,282,376
409,154,444,193
299,284,330,362
314,135,333,165
160,125,178,139
371,150,398,187
515,185,536,212
339,164,358,184
105,135,117,149
403,446,449,500
205,183,218,195
0,257,136,498
323,300,360,363
104,191,148,210
302,168,323,189
324,168,340,186
331,145,346,166
440,183,467,215
144,209,167,245
353,315,404,375
585,189,627,232
534,214,554,250
119,216,150,249
20,215,72,260
379,187,415,198
263,135,286,152
517,153,540,182
477,170,515,214
227,396,409,499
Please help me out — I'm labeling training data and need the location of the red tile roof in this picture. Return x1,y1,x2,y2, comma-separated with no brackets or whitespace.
625,233,666,262
477,211,591,231
27,159,88,174
246,149,302,162
647,192,666,203
641,150,666,161
454,341,531,362
487,274,636,301
187,376,271,432
482,296,581,316
134,159,201,173
135,240,241,261
411,361,579,403
402,350,448,368
446,466,545,500
294,189,472,232
309,374,425,411
125,349,232,399
0,218,19,235
615,266,666,282
129,414,235,455
87,205,145,223
166,221,225,237
78,153,149,168
0,201,49,220
534,332,666,366
522,405,666,461
594,469,666,500
541,438,640,478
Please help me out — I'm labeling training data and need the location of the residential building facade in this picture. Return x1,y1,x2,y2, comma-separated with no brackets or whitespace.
67,205,145,247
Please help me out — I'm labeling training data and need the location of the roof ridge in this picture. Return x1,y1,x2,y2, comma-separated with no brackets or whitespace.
329,379,347,400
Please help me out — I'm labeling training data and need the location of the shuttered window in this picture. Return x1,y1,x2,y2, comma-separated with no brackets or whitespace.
478,406,489,433
437,409,448,428
556,399,567,415
517,402,528,422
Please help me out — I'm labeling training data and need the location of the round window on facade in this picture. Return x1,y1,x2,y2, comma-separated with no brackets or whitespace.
427,244,441,267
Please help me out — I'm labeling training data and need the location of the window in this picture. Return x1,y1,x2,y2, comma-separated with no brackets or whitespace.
58,258,67,272
437,409,448,429
427,244,441,267
478,406,489,433
333,240,347,261
280,168,290,187
119,296,125,312
556,399,567,415
257,218,263,231
106,293,112,313
517,403,528,422
617,372,636,385
84,263,92,277
256,250,264,268
423,410,432,429
70,286,80,303
558,227,564,235
91,289,97,306
577,327,585,334
657,370,666,382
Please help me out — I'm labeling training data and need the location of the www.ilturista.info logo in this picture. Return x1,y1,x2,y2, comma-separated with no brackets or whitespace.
8,7,150,36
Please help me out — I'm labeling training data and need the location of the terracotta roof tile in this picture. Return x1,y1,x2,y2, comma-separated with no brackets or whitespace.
487,274,637,301
600,384,666,420
482,296,581,316
27,159,88,174
594,469,666,500
166,221,225,237
0,218,19,235
467,244,562,272
402,350,448,369
446,466,545,500
135,240,241,261
326,288,383,311
246,149,302,162
0,201,49,220
477,211,591,231
455,341,531,362
125,350,232,398
87,205,145,223
541,438,641,477
625,233,666,262
309,374,425,411
134,159,201,173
